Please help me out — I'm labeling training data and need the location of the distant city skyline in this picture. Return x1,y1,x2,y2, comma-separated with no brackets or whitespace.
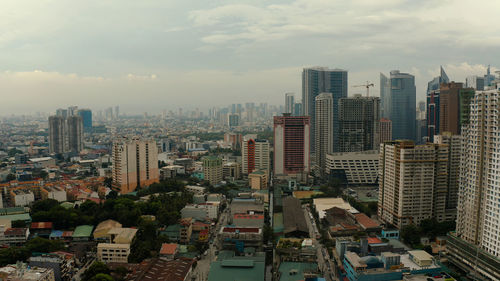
0,1,499,114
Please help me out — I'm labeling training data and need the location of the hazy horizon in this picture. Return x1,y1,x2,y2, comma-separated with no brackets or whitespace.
1,0,499,115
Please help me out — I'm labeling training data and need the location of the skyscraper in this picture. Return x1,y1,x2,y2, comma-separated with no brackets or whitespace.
314,93,334,175
426,89,440,142
285,93,295,114
66,116,84,153
378,140,449,228
49,114,84,154
274,114,311,182
466,75,485,90
439,82,475,135
434,132,461,220
427,66,449,95
338,95,380,152
447,89,500,281
228,114,240,128
380,70,416,141
293,103,302,116
49,116,65,154
302,67,348,152
78,109,92,131
112,138,159,194
241,137,270,175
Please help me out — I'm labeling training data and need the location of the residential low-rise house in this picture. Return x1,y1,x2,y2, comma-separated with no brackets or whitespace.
10,189,35,207
0,263,55,281
97,243,131,263
2,227,29,246
179,218,193,244
29,252,76,281
30,222,53,238
40,186,67,202
184,185,206,194
109,257,195,281
160,243,178,260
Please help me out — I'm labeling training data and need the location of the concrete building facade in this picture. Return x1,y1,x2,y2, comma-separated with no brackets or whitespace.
241,138,270,175
338,95,380,152
273,115,311,182
378,141,451,228
112,138,159,194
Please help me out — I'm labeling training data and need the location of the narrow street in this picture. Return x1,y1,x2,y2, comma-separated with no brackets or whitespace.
303,205,337,281
193,206,229,281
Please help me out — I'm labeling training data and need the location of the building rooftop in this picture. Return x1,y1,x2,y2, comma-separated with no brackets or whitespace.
30,222,53,229
233,214,264,220
313,197,358,219
221,227,260,233
278,262,319,281
208,251,265,281
72,225,94,238
160,243,178,255
354,213,380,230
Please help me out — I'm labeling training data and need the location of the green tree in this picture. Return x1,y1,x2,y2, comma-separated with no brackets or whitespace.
82,262,110,281
25,237,64,253
91,274,114,281
400,224,421,246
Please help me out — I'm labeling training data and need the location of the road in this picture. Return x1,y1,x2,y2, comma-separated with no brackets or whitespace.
193,206,229,281
303,205,338,281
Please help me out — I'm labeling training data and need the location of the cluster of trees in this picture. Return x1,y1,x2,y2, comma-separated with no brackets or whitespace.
344,196,378,217
82,261,128,281
401,218,456,247
31,180,193,229
0,237,64,266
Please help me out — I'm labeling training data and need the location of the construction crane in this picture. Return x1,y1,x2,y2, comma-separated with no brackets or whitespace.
353,81,374,97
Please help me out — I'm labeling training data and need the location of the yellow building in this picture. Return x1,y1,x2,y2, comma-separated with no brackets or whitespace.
249,170,268,190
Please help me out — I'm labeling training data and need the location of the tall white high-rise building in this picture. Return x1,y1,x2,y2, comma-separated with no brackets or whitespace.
446,89,500,281
314,93,334,175
456,88,500,254
241,137,270,175
112,138,159,194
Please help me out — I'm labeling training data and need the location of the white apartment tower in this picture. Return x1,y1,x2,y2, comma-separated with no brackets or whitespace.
378,141,449,228
456,89,500,256
314,93,334,176
446,88,500,281
241,137,270,175
112,138,159,194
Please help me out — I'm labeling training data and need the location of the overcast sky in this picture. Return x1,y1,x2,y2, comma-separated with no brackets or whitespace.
1,0,499,115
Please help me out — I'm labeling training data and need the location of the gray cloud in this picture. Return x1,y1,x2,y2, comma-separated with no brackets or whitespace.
0,0,499,114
